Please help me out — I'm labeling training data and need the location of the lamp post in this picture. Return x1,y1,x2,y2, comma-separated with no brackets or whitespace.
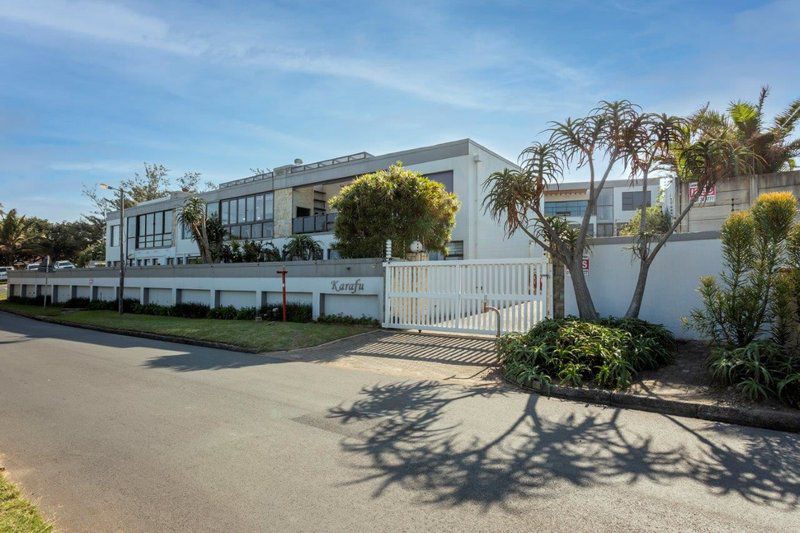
100,183,126,314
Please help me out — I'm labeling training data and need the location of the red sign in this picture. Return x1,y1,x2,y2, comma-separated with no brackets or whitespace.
581,257,590,272
688,182,716,203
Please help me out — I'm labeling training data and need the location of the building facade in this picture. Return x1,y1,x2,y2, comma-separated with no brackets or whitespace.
104,139,537,266
666,170,800,233
541,178,660,238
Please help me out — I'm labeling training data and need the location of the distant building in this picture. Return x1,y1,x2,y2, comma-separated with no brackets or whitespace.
104,139,540,266
667,170,800,233
541,178,660,238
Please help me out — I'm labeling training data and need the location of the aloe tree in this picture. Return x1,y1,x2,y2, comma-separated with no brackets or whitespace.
484,101,638,319
0,209,36,265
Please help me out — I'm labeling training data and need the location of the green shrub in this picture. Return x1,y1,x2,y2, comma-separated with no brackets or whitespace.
235,307,257,320
63,297,91,308
317,313,380,326
208,305,238,320
259,303,313,323
171,302,211,319
499,316,675,390
7,295,45,306
708,340,800,406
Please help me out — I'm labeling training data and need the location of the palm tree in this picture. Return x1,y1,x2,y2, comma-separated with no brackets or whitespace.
691,86,799,173
178,196,213,263
283,235,323,261
0,209,36,265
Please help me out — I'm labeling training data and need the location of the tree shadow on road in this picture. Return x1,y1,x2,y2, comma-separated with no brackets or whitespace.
327,381,800,512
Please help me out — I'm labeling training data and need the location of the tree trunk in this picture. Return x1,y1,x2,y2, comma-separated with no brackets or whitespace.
568,261,598,319
624,259,651,318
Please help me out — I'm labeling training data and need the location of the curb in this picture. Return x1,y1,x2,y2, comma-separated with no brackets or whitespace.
503,374,800,433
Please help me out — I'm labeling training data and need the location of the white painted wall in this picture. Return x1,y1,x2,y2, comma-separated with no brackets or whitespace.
565,234,722,339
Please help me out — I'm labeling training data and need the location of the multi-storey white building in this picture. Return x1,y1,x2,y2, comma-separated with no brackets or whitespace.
104,139,539,266
103,139,666,267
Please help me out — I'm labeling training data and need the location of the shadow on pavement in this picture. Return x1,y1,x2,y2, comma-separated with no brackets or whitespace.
327,381,800,511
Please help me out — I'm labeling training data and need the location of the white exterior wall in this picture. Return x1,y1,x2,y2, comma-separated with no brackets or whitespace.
564,233,722,339
10,261,384,320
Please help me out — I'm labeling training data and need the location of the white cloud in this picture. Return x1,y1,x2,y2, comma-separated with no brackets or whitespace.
0,0,592,113
0,0,203,54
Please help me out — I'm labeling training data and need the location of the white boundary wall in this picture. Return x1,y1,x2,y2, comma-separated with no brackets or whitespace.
8,259,385,321
565,232,722,339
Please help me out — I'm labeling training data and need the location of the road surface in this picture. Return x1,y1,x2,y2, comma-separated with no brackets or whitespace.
0,312,798,531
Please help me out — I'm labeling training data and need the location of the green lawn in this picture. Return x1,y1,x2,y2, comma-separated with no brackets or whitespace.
0,471,51,533
0,302,375,352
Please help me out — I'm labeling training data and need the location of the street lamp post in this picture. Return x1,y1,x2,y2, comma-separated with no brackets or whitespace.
101,183,126,314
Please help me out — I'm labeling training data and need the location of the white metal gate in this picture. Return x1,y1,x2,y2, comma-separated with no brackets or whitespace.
383,258,552,335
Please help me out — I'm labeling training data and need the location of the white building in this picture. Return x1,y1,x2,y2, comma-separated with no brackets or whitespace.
104,139,536,266
541,178,660,239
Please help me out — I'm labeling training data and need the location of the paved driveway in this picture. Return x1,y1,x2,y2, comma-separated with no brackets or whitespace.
1,312,799,531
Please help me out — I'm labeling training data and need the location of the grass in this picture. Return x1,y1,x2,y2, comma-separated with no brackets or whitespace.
0,471,51,532
0,302,375,352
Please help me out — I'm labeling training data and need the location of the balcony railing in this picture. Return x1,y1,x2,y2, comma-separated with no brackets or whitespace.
292,213,337,234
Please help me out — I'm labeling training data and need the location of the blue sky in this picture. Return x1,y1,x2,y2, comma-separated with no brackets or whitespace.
1,0,798,221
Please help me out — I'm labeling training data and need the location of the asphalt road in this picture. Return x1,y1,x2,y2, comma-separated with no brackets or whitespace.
1,312,799,532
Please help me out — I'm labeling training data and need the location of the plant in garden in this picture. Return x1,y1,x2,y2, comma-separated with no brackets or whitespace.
178,196,216,263
498,316,674,390
690,86,800,173
330,163,459,258
282,234,323,261
687,192,797,346
687,192,800,407
619,206,670,237
483,100,749,319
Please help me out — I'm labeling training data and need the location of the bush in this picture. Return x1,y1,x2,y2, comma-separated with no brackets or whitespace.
208,305,238,320
317,313,380,326
708,340,800,406
171,302,211,319
63,297,91,308
7,295,45,306
499,316,675,390
236,307,257,320
259,303,313,323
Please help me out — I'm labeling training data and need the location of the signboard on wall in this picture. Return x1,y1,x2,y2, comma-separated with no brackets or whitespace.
581,257,590,272
688,182,717,203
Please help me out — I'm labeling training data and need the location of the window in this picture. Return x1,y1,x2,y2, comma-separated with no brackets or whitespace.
596,223,615,237
135,209,173,249
622,191,652,211
328,248,341,260
181,221,192,240
445,241,464,260
167,257,174,265
596,190,613,221
544,200,589,217
218,192,274,241
177,257,184,265
109,225,118,247
207,202,219,220
426,171,454,192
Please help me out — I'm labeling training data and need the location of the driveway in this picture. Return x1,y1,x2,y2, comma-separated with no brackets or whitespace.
0,312,798,531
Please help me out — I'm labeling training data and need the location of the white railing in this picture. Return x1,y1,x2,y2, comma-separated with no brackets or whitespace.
383,258,551,335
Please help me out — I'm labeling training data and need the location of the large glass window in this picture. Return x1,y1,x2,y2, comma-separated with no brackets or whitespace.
207,202,219,220
596,190,613,221
544,200,589,217
135,209,173,248
218,192,274,241
622,191,652,211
